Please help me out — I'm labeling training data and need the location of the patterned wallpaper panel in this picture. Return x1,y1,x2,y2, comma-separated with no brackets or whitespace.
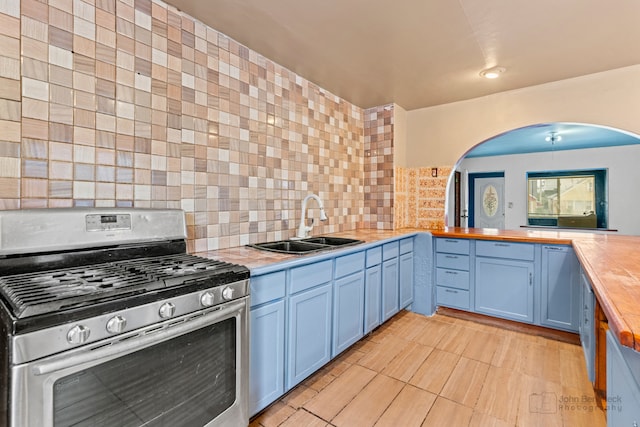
0,0,379,251
395,166,450,230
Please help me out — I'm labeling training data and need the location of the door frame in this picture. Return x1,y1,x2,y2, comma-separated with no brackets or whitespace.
468,171,505,227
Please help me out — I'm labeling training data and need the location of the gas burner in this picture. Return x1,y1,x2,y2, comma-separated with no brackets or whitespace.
0,254,248,319
0,263,160,318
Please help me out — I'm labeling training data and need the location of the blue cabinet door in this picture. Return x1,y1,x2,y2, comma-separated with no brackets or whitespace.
399,252,414,308
364,264,382,334
287,283,332,390
381,257,399,322
540,245,579,332
607,330,640,426
475,257,534,323
249,300,285,415
580,269,596,383
333,272,365,356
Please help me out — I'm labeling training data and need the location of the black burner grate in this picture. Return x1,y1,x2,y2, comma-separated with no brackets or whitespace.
0,254,248,319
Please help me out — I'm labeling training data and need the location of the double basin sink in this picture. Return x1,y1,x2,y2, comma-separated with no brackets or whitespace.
247,236,363,254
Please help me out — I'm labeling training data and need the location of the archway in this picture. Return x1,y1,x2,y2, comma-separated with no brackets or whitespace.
444,122,640,235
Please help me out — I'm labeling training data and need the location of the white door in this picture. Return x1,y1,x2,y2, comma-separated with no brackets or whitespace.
473,177,505,229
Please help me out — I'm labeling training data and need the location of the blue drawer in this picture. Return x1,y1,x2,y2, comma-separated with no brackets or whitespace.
476,240,534,261
436,268,470,290
436,238,470,255
399,238,414,254
366,246,382,268
382,241,399,260
436,286,470,310
250,271,286,306
335,251,365,278
435,253,470,271
289,260,333,294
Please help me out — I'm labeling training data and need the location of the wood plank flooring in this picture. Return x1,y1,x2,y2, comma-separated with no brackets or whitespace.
250,311,606,427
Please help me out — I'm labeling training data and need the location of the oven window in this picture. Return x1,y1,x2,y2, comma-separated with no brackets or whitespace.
53,318,236,427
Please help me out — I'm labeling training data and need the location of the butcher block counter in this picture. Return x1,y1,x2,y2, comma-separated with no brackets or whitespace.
199,227,640,352
431,227,640,352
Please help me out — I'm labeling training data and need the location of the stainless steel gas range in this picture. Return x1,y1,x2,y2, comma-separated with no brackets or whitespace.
0,208,250,427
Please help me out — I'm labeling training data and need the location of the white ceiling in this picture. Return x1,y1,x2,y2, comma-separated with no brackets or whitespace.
164,0,640,110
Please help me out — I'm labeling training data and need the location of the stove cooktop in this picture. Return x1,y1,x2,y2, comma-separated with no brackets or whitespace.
0,254,249,319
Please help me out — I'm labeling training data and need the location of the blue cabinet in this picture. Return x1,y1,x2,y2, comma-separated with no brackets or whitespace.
286,261,333,390
382,251,399,322
332,251,365,356
250,300,285,415
381,239,415,321
435,238,471,310
540,245,579,332
249,235,418,410
607,330,640,426
579,268,596,383
475,241,535,323
399,238,414,309
249,271,286,416
333,272,365,355
364,246,382,334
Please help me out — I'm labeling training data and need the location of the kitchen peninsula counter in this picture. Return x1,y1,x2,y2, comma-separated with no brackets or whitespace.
198,227,640,352
431,227,640,352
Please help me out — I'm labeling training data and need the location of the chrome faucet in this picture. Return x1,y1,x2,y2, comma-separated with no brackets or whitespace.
296,194,328,238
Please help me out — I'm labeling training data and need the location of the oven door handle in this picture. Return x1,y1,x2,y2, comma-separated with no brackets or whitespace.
31,299,247,376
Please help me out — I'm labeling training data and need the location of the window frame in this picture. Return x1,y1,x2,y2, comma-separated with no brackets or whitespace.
526,169,608,229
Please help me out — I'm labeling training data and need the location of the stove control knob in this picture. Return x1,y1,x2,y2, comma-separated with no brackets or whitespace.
200,291,216,307
106,315,127,334
67,325,90,345
222,287,235,301
159,302,176,319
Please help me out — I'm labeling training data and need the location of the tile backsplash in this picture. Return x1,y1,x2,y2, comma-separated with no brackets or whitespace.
0,0,406,251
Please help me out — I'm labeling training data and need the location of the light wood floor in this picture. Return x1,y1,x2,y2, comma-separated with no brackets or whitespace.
250,310,606,427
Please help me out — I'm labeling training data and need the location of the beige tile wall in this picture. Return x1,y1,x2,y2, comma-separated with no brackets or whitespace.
364,104,395,230
0,0,409,251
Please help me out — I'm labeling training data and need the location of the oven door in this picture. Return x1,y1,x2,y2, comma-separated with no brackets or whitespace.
10,298,249,427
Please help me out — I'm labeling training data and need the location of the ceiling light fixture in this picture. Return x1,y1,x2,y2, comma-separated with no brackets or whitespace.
479,66,506,79
545,132,562,144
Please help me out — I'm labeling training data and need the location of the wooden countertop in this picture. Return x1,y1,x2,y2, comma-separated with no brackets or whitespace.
198,226,640,352
433,227,640,352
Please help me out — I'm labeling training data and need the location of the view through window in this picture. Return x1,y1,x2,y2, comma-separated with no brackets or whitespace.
527,170,607,228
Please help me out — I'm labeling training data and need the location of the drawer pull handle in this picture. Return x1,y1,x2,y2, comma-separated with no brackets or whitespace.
546,246,563,251
445,271,458,275
495,243,510,247
444,239,458,243
445,289,458,294
445,255,458,259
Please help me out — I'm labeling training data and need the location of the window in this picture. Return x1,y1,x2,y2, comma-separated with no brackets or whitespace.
527,169,607,229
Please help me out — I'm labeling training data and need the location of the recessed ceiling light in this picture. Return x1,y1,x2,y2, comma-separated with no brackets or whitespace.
480,66,506,79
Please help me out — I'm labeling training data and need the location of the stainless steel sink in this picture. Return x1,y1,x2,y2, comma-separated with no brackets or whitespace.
300,236,363,247
247,236,363,254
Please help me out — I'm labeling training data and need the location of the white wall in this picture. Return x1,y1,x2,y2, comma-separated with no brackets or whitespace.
393,103,408,167
451,144,640,235
404,65,640,167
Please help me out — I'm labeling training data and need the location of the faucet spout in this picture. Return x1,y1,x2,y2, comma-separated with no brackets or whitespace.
296,194,327,238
